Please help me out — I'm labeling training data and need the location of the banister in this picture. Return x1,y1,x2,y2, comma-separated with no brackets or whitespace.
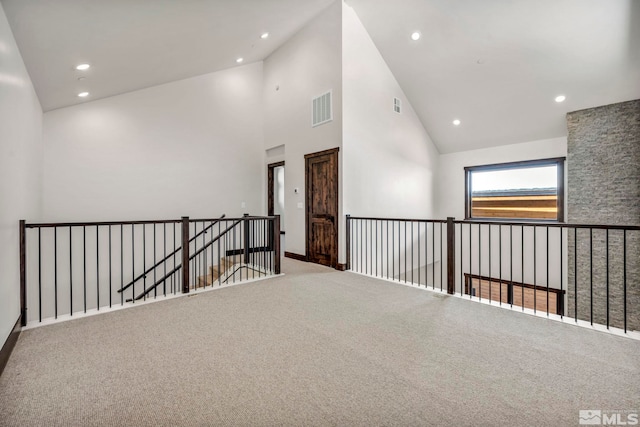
117,214,225,294
131,218,245,301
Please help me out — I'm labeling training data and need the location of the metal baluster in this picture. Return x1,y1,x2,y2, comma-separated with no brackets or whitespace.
606,229,609,329
120,225,124,305
153,223,157,296
69,227,73,315
143,225,146,300
418,222,421,286
499,225,502,306
489,224,492,303
359,219,362,274
574,228,577,321
478,224,481,300
521,226,524,310
510,225,513,308
131,224,135,303
83,226,87,312
623,230,627,333
109,225,112,308
440,222,443,292
392,221,395,280
365,220,369,275
546,227,550,316
218,221,223,285
469,223,472,299
425,221,429,287
560,227,563,318
375,220,378,277
173,223,177,294
54,228,58,318
459,223,463,296
590,228,593,325
411,221,414,284
38,228,42,322
432,222,435,289
96,226,100,310
164,223,167,296
533,225,537,314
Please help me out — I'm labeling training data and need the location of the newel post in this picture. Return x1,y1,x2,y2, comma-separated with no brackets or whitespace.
19,220,27,327
345,215,351,271
243,214,250,264
273,215,281,275
181,216,190,294
446,217,456,295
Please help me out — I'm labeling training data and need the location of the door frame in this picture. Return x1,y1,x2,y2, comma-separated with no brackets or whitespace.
267,161,285,219
304,147,339,268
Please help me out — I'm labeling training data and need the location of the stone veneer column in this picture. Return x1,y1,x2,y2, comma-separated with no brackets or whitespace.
567,99,640,331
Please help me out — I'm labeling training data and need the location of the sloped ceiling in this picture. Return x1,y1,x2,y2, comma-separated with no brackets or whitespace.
0,0,335,111
2,0,639,153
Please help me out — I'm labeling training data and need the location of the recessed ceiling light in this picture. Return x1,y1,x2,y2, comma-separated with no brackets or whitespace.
453,119,461,126
77,92,89,98
555,95,566,103
261,32,269,39
411,32,421,41
236,57,244,63
76,64,90,71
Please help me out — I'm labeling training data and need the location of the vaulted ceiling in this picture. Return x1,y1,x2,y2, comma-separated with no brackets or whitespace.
2,0,639,153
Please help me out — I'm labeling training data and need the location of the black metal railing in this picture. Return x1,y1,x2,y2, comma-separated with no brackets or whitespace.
346,215,639,334
346,216,447,290
19,215,281,326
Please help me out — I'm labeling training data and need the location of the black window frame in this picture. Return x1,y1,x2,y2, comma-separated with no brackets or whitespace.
464,157,566,222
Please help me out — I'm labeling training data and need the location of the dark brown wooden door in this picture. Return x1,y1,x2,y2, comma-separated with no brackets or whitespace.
305,148,339,268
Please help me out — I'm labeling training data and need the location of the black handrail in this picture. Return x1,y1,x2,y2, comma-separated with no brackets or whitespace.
118,214,225,294
130,218,244,301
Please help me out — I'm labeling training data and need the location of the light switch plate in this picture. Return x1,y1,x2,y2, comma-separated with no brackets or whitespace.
297,202,303,209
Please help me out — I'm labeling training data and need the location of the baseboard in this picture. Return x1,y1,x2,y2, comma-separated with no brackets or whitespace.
336,263,347,271
284,252,307,262
0,316,21,377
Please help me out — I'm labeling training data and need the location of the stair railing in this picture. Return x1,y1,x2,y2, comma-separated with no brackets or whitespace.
19,214,281,326
117,214,226,295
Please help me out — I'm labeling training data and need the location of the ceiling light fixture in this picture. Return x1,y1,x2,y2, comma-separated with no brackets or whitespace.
453,119,461,126
78,92,89,97
236,57,244,63
411,32,421,41
75,64,90,71
261,32,269,39
555,95,566,103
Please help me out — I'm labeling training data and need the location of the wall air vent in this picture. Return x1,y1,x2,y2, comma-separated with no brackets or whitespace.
312,91,333,127
394,97,401,114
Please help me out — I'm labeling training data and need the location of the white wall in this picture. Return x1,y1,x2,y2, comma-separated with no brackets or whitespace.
0,4,43,344
43,62,265,222
263,1,343,257
342,3,439,220
437,137,567,219
342,2,440,267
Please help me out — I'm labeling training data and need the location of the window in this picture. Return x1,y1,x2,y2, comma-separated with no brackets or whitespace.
465,157,565,221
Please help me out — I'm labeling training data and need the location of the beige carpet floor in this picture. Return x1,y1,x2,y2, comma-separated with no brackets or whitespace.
1,259,638,426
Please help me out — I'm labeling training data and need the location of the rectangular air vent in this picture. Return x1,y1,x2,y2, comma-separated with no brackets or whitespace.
394,97,401,114
312,91,333,127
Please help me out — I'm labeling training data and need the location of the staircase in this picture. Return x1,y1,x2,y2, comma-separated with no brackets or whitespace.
196,257,238,287
196,256,271,288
